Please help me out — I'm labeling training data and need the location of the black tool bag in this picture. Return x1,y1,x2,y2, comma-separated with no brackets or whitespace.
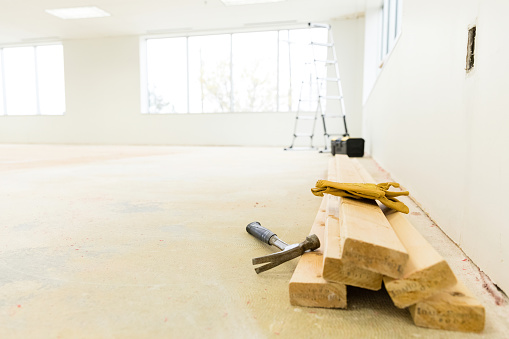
331,137,365,157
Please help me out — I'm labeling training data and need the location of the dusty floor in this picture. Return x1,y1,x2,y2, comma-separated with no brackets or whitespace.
0,144,508,338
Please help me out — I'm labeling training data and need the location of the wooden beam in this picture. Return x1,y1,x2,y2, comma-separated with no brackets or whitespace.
289,197,347,308
322,212,383,290
409,281,485,333
351,159,458,308
335,155,408,278
321,158,383,290
383,208,457,308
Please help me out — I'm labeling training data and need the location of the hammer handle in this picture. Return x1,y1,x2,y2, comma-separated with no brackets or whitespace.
246,221,276,245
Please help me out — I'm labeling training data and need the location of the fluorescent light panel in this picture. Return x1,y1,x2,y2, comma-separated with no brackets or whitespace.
45,6,111,19
221,0,286,6
244,20,297,26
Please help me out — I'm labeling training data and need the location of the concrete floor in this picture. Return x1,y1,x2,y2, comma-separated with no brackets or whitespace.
0,144,508,338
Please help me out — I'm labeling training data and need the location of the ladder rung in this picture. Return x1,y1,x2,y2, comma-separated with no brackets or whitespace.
319,95,343,100
314,59,337,64
310,42,334,47
317,77,340,82
285,22,349,151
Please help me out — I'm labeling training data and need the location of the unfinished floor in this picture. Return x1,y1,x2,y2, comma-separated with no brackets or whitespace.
0,144,508,338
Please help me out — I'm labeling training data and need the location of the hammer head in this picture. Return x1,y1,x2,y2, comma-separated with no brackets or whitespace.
252,234,320,274
301,234,321,252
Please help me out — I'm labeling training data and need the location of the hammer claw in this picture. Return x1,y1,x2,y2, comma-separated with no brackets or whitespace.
252,245,298,265
252,246,302,269
254,261,285,274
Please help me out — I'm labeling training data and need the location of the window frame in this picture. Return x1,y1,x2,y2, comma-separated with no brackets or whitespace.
379,0,403,67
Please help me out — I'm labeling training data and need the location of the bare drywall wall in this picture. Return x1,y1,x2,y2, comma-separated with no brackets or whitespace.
363,0,509,292
330,16,365,139
362,6,382,104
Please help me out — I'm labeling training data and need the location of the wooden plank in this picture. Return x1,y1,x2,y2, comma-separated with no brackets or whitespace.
409,281,485,333
382,209,457,308
351,159,458,308
353,159,485,331
335,155,409,278
322,213,383,290
327,157,339,182
289,197,347,308
321,158,383,290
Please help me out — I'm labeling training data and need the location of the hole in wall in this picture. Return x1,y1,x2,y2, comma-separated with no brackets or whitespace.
466,26,476,72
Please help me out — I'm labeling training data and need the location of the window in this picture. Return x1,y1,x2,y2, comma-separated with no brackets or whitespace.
142,27,328,114
188,34,231,113
362,0,403,102
146,38,187,114
0,44,65,116
380,0,403,62
232,31,278,112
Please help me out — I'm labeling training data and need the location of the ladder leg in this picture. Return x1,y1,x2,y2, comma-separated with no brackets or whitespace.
307,22,351,152
284,31,319,151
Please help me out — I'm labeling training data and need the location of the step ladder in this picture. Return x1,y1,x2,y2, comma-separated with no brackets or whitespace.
284,66,320,151
285,23,349,152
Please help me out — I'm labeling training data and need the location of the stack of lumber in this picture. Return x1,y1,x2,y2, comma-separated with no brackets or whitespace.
289,197,347,308
289,154,485,333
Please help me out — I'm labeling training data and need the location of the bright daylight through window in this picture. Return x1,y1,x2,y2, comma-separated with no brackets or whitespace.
143,28,328,114
0,44,65,116
380,0,402,61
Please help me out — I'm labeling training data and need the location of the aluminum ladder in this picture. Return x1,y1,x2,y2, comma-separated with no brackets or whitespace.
285,22,349,152
284,64,320,151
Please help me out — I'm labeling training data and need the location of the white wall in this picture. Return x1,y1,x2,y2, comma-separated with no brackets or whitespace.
0,19,364,147
362,6,382,104
363,0,509,292
330,16,365,139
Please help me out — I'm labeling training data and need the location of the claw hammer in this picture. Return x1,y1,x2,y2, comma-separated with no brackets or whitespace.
246,221,320,274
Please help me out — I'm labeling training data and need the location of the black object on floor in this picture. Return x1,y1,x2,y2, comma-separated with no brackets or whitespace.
331,138,365,157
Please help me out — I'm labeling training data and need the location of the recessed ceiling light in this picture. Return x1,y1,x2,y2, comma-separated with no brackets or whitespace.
146,28,194,35
221,0,286,6
244,20,298,26
45,6,111,19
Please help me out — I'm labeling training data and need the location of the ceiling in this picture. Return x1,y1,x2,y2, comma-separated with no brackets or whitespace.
0,0,370,45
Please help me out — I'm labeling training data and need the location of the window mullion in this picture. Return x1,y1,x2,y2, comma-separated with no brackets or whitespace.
0,49,7,115
186,37,190,113
385,1,389,55
379,5,385,61
395,0,398,38
276,31,280,112
230,34,234,113
144,40,150,113
33,46,41,115
287,30,292,112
